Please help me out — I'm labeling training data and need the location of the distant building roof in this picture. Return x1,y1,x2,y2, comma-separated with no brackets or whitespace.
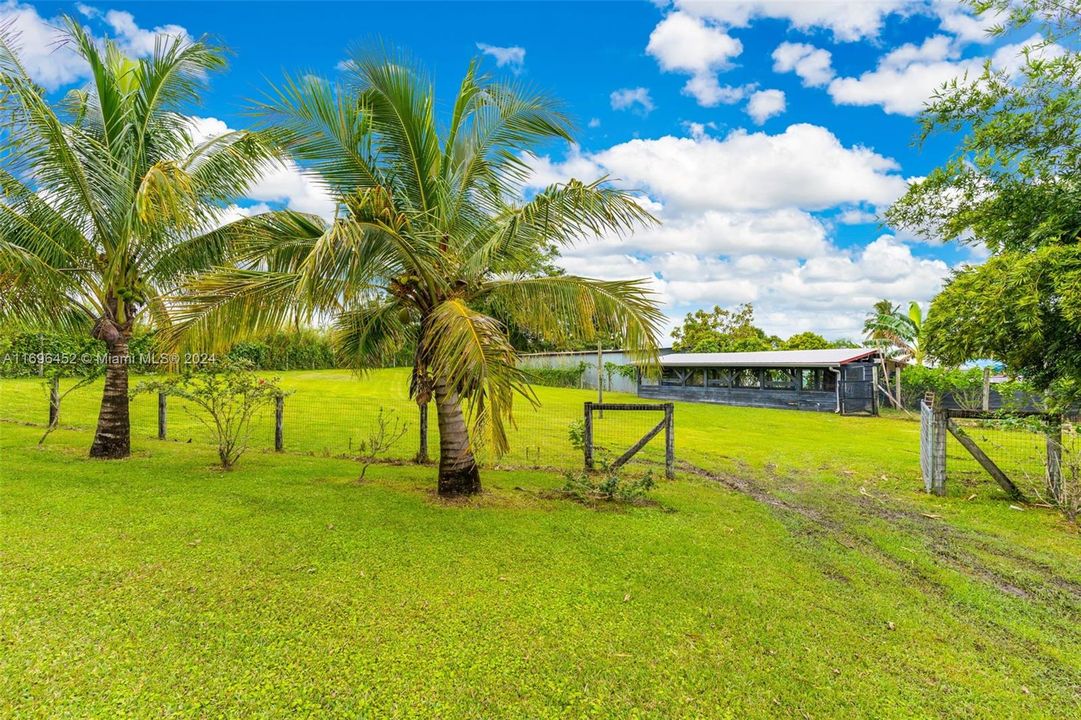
520,348,673,358
660,348,880,368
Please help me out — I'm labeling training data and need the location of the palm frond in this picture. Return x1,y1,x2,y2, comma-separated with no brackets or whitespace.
461,179,656,275
345,47,442,214
481,275,663,363
334,297,414,370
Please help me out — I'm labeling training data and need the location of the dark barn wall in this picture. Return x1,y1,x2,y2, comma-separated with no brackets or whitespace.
639,384,838,412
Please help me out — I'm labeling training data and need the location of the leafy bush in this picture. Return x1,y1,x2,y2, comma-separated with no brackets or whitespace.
561,469,656,505
899,366,1042,410
133,359,286,469
899,366,983,408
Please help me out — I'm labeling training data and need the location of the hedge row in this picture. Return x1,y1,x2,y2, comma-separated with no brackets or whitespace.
0,329,344,377
523,363,588,388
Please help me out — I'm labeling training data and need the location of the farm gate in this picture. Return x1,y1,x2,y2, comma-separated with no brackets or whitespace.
582,402,674,479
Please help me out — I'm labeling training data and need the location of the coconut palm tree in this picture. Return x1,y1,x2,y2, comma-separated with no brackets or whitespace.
0,19,286,457
170,52,663,495
863,299,926,365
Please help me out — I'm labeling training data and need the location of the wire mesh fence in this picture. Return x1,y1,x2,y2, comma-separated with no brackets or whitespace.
0,370,632,472
585,404,672,476
947,415,1080,503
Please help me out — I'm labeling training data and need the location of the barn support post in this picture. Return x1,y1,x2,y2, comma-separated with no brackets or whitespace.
895,366,903,409
872,365,880,415
48,376,59,428
1047,419,1064,505
583,402,594,471
982,368,991,411
274,395,284,452
664,402,675,479
157,392,167,440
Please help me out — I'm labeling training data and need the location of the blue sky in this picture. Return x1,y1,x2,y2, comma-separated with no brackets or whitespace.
4,1,1047,340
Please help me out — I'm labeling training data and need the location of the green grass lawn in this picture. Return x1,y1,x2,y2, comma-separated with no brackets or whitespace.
1,369,1079,718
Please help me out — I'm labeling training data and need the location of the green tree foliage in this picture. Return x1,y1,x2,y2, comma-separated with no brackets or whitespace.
671,304,777,353
885,0,1080,405
0,19,288,457
783,332,833,351
170,50,663,495
672,305,853,353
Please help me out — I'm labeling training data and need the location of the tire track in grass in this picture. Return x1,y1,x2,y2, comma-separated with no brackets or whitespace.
675,458,1081,702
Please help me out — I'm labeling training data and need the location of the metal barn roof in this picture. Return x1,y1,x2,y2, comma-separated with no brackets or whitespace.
659,348,880,368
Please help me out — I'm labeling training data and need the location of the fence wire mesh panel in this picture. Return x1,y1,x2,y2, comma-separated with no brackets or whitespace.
946,415,1078,500
0,371,622,471
589,408,668,470
920,400,939,493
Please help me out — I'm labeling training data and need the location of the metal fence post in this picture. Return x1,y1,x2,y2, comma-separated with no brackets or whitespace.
583,402,594,471
664,402,675,479
157,392,167,440
275,395,284,452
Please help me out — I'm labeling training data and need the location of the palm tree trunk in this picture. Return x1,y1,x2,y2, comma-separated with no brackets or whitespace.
89,336,131,459
434,379,480,496
415,401,430,464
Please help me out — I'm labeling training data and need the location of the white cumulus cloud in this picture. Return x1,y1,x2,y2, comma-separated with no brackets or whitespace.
610,86,655,114
476,42,525,71
524,122,947,338
828,33,1062,115
746,89,786,124
646,11,743,107
0,2,191,90
771,42,834,87
673,0,911,42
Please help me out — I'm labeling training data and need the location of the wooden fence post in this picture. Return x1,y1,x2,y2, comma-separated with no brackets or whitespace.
982,367,991,411
1047,420,1063,505
48,376,59,427
596,344,604,419
664,402,675,479
274,395,284,452
157,392,167,440
583,402,594,471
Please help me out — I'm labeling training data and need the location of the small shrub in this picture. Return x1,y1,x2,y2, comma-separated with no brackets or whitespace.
567,418,586,450
134,359,285,469
356,407,409,480
561,469,655,505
